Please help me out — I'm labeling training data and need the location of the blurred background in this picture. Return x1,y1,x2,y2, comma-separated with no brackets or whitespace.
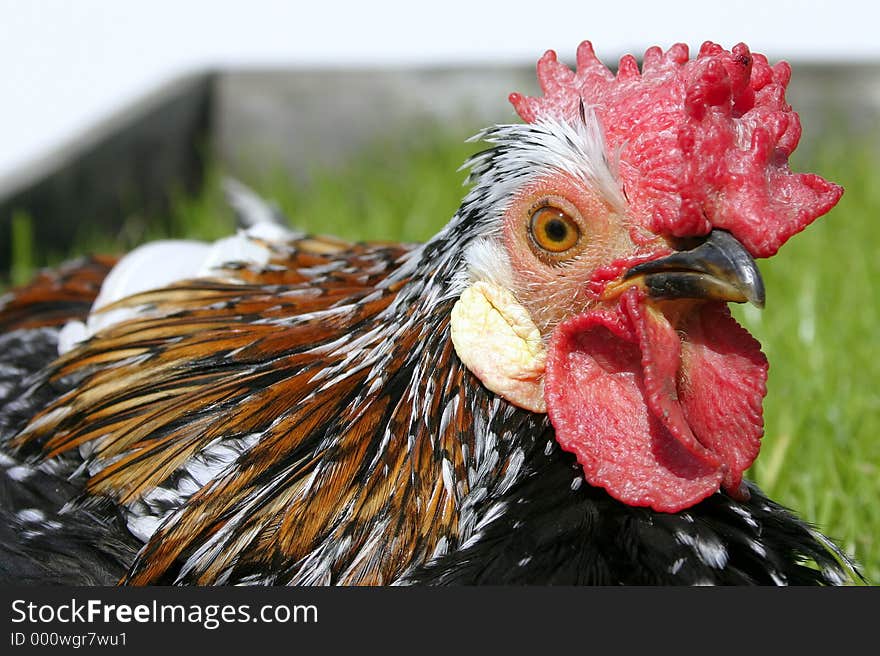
0,0,878,581
2,0,880,266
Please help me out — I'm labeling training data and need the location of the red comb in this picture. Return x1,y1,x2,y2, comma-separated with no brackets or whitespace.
510,42,842,257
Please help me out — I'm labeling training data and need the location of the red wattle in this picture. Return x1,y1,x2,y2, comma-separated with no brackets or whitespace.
544,288,768,512
676,303,768,493
622,291,721,469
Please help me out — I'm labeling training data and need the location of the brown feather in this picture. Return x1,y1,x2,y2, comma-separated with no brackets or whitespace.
13,234,492,584
0,255,117,331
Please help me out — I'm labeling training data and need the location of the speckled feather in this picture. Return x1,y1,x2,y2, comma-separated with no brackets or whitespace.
0,82,862,584
0,205,858,586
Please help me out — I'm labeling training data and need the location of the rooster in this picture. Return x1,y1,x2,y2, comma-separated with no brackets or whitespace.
0,41,862,585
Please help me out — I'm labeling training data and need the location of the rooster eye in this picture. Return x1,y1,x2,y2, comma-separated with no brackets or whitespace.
529,206,580,254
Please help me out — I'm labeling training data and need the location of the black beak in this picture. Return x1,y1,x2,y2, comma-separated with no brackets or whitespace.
622,230,765,308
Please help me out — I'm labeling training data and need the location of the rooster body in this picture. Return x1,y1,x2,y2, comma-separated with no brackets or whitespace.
0,42,861,585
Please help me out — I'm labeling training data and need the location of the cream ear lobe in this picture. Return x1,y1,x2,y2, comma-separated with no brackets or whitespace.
450,281,547,413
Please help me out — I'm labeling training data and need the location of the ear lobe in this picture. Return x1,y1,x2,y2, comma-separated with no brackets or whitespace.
450,281,547,413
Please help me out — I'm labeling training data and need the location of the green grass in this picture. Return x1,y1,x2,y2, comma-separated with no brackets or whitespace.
9,211,36,287
732,144,880,583
5,126,878,583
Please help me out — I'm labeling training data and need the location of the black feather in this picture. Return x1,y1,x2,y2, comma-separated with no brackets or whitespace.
407,436,859,585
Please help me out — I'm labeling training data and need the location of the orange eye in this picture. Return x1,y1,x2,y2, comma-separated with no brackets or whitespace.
529,206,580,254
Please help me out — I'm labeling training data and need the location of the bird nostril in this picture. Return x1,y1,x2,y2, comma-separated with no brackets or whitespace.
667,234,708,252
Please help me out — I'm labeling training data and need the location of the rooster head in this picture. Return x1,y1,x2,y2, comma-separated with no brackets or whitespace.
450,41,842,512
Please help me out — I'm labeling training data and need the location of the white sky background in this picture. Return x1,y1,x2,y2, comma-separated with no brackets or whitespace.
1,0,879,184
